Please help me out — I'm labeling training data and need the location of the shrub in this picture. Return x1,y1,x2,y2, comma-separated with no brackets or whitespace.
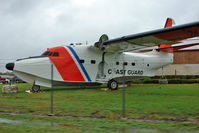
131,78,199,84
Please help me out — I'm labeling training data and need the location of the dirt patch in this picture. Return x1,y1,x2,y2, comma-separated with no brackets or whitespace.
0,111,198,125
58,124,79,128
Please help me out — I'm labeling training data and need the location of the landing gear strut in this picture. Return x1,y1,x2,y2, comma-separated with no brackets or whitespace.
32,82,41,92
107,79,118,90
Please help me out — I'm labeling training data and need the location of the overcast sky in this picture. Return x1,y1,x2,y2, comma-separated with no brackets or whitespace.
0,0,199,72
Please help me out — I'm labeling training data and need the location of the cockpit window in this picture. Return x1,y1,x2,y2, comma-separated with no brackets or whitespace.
42,51,59,57
42,51,50,56
53,52,59,56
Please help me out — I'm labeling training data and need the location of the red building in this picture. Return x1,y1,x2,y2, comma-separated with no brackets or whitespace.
157,39,199,76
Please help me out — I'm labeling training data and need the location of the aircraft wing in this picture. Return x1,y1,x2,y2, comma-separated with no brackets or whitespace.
100,21,199,53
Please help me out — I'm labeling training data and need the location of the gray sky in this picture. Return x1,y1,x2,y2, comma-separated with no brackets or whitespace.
0,0,199,72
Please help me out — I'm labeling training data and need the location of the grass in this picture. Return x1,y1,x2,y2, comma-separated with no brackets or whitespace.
0,83,199,132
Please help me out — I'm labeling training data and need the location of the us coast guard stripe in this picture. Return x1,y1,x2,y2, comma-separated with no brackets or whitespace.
66,46,92,82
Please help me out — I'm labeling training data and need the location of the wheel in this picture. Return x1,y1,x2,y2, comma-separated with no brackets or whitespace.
32,84,41,92
108,79,118,90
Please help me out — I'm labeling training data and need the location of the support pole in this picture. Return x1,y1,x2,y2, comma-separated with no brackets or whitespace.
50,63,54,115
122,63,126,118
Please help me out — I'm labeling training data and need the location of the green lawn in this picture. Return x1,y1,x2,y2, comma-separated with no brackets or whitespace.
0,83,199,132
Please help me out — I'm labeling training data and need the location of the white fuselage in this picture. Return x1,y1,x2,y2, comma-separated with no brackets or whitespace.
13,45,173,87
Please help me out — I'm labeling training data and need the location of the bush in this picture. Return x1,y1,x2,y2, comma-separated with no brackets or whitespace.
143,78,159,84
132,78,199,84
168,78,199,84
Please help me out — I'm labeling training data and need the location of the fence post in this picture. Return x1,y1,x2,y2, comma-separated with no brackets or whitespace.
122,63,126,118
50,63,54,115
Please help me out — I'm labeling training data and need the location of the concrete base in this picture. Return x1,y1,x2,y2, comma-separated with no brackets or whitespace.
156,64,199,76
2,85,18,93
159,79,168,84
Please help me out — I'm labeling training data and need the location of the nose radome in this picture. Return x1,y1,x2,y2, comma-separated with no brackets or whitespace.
6,63,15,71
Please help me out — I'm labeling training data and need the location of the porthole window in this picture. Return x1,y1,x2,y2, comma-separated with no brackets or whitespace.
123,62,128,65
80,59,84,63
147,64,149,67
132,63,135,66
116,62,119,65
91,60,96,64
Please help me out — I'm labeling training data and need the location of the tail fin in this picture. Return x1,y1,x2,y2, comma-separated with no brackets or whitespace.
164,18,175,28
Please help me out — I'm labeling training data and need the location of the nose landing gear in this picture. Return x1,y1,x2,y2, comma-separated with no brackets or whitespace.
31,82,41,92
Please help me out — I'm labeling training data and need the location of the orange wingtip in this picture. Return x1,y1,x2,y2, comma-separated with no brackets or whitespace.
159,44,173,53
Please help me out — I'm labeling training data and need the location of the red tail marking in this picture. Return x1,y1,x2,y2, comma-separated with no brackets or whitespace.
164,18,173,28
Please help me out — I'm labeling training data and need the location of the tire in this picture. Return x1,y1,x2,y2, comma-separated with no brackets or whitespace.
108,79,118,90
32,85,41,92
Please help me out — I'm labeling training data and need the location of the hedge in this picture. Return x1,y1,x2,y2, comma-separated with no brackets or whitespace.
132,78,199,84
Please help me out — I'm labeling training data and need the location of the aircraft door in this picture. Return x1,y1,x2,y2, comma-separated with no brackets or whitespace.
96,61,108,80
96,52,108,81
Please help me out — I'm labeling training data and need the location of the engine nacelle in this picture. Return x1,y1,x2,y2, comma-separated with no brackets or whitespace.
94,34,109,51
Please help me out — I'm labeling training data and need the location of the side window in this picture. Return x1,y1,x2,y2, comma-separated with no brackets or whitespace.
91,60,96,64
116,62,119,65
123,62,128,66
80,59,84,63
132,62,135,66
